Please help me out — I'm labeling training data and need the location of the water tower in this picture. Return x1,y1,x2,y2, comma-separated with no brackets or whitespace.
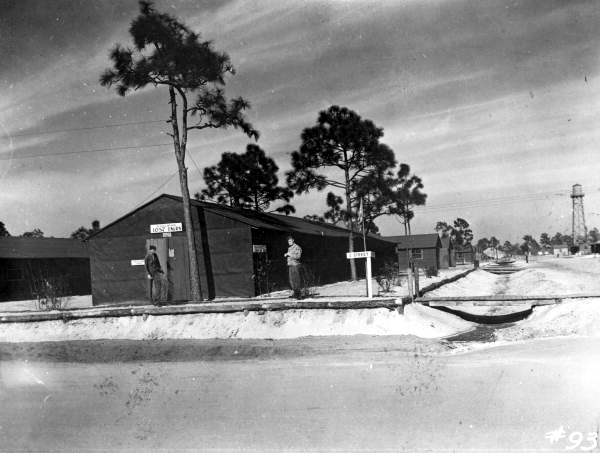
571,184,588,250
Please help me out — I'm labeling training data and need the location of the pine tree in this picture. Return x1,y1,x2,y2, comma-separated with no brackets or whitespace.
286,105,395,280
435,218,473,246
0,221,10,237
70,220,101,241
100,1,258,300
22,228,44,238
197,144,293,214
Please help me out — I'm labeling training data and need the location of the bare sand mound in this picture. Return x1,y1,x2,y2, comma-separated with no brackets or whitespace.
0,304,475,343
424,269,501,297
496,297,600,341
506,267,591,295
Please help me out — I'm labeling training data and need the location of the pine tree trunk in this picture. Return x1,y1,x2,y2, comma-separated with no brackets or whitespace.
169,87,203,301
177,160,203,301
344,165,357,281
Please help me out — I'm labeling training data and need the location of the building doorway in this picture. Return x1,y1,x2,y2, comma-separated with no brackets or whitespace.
145,237,191,302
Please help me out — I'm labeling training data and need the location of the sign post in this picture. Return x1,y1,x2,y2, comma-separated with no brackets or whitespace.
396,244,415,302
346,251,376,298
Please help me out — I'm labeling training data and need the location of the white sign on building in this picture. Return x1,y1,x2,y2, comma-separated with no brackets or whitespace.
150,222,183,234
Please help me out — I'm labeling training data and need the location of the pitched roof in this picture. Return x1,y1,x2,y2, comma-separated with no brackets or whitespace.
90,194,396,242
0,238,89,259
199,201,359,238
383,233,441,249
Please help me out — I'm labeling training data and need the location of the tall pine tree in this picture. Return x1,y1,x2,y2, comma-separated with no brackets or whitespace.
100,1,258,300
286,105,395,280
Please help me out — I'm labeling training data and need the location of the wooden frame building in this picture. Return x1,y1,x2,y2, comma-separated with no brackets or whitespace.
87,194,397,305
0,238,90,302
384,234,442,272
455,244,475,264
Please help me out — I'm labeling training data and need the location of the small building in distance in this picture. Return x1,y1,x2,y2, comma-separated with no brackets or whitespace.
87,194,397,305
439,236,455,269
0,237,91,302
553,243,570,256
384,233,442,272
455,243,475,264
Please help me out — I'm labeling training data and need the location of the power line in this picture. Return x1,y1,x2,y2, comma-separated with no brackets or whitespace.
413,190,570,213
134,170,180,210
187,150,204,178
415,199,557,213
0,143,173,160
422,189,570,207
127,151,204,214
6,119,165,139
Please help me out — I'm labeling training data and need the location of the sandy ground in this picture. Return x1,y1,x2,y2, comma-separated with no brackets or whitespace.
2,257,600,344
432,255,600,297
1,335,599,452
0,266,475,342
2,257,600,451
0,304,476,342
426,256,600,343
0,266,471,312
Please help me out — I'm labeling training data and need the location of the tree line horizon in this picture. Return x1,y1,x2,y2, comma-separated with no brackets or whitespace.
2,216,595,258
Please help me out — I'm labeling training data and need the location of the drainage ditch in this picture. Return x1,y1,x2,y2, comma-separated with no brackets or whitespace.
445,323,516,342
433,303,533,343
432,305,533,324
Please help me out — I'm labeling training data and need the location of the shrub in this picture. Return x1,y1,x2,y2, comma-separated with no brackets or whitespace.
299,265,319,298
425,266,438,278
30,275,69,311
376,261,400,293
253,256,276,295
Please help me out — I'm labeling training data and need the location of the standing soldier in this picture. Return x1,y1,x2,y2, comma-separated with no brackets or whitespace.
284,235,303,299
145,244,165,305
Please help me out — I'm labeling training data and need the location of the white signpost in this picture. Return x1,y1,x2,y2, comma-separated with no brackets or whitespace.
346,251,376,298
150,222,183,234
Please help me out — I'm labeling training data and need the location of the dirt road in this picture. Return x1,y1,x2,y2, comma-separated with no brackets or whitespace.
427,256,600,297
1,336,598,452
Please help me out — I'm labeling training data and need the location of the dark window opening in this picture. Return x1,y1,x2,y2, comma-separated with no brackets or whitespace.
410,249,423,260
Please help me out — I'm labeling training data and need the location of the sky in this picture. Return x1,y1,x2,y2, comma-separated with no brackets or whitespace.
1,0,600,243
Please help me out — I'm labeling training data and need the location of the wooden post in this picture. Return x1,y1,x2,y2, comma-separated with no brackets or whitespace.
406,266,413,301
366,255,373,298
413,263,420,297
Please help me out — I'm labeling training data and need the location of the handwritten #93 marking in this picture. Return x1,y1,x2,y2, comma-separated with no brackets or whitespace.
545,426,598,451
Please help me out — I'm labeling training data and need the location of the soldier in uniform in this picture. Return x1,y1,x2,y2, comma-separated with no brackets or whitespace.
145,244,166,305
284,235,303,299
